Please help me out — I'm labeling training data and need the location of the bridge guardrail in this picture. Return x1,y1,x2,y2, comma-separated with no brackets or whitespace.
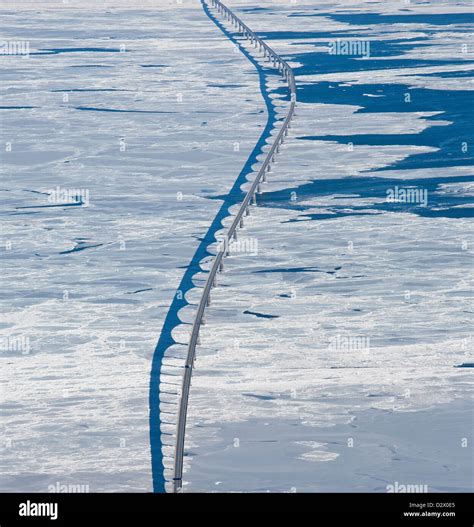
173,0,297,493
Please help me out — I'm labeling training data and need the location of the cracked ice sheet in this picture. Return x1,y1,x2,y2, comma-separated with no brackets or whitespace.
186,207,473,492
0,2,268,492
184,2,474,492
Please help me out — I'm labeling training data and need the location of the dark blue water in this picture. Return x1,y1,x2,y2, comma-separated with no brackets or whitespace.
0,106,38,110
74,107,177,114
288,12,474,25
259,11,473,219
60,242,104,255
243,310,279,319
31,47,123,55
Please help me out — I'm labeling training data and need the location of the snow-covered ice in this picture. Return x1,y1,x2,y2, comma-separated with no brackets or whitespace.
182,0,473,492
1,0,473,493
1,0,268,492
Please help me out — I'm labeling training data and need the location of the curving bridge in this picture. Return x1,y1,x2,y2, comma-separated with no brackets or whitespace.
173,0,297,493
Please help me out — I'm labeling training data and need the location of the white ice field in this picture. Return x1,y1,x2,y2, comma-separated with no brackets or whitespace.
1,0,473,493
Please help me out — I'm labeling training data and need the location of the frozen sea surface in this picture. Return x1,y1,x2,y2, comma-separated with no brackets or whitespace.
0,0,271,492
183,0,473,492
1,0,473,493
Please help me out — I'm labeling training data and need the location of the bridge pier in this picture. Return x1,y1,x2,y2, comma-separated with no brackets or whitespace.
173,0,297,494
